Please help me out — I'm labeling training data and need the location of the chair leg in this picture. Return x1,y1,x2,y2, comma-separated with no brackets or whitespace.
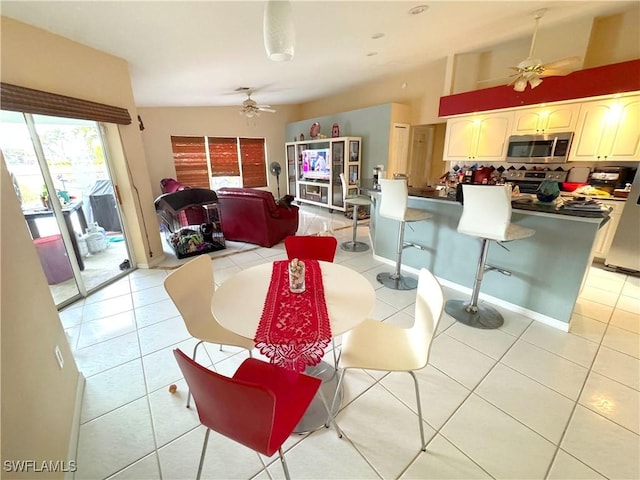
196,428,211,480
331,338,338,370
340,204,369,252
377,220,418,290
444,238,504,329
468,238,490,310
394,220,406,278
324,367,347,437
409,371,427,452
318,385,343,438
187,340,204,408
278,447,291,480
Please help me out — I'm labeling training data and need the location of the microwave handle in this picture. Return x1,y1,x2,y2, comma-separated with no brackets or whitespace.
551,136,558,156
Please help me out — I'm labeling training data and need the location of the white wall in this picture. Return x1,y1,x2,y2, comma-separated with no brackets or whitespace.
1,156,81,479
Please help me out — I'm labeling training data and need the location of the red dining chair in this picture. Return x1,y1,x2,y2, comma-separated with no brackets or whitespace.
284,235,338,262
284,234,340,367
173,349,321,480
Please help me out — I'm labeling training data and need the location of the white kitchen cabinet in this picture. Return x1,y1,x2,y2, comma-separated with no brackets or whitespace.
591,199,626,259
511,104,580,135
570,95,640,162
444,111,513,162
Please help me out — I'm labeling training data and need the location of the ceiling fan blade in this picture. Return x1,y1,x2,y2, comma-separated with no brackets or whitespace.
477,73,516,84
539,56,582,77
258,107,276,113
542,56,582,70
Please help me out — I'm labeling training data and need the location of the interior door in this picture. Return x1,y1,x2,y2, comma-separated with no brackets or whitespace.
0,111,133,307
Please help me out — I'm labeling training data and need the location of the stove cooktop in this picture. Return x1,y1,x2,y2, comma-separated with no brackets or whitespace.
503,170,568,182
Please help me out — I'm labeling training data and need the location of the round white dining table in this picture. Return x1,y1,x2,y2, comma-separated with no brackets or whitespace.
211,260,376,432
211,260,376,340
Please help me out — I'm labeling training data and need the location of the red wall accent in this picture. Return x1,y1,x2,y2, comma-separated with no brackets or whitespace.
439,59,640,117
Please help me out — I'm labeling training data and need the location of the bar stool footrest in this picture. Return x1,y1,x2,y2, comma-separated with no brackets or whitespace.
444,299,504,329
376,272,418,290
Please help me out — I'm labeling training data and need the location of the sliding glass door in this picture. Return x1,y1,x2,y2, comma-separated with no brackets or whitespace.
0,111,132,307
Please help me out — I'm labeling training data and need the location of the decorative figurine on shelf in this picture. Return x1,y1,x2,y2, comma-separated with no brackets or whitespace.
331,123,340,137
310,122,320,139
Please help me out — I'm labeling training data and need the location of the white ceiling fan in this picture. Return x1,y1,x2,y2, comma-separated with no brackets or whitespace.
239,90,276,118
508,8,581,92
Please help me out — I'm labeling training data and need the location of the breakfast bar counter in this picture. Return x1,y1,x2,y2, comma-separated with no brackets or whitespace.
365,184,609,330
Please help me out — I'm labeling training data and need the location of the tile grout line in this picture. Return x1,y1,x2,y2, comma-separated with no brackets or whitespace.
542,279,624,480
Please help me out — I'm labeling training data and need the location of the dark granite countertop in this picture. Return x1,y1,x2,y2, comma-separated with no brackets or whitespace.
360,179,610,219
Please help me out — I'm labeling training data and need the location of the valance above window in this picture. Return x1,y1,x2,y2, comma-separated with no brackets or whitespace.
0,82,132,125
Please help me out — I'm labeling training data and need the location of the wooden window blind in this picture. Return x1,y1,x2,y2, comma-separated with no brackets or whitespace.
239,138,267,188
170,136,268,189
208,137,240,177
0,82,131,125
170,136,209,189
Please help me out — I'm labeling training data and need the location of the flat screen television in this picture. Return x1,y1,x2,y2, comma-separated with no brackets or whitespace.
301,148,330,181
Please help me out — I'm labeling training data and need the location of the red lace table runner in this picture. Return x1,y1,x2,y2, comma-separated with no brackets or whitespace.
255,260,331,372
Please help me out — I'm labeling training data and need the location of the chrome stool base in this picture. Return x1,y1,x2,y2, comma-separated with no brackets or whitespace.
376,272,418,290
444,299,504,329
340,240,369,252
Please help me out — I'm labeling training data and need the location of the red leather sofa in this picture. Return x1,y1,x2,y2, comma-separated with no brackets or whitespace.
216,188,299,247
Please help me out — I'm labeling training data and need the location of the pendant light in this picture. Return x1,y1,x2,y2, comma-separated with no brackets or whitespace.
263,0,295,62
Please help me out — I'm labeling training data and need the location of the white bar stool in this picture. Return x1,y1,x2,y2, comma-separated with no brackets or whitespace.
339,173,372,252
376,178,432,290
445,184,535,329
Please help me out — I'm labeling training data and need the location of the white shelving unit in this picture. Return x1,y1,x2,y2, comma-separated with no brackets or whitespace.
285,137,362,211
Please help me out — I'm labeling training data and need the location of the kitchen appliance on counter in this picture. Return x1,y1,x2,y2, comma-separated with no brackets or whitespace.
506,132,573,163
589,167,633,195
606,169,639,273
502,169,568,194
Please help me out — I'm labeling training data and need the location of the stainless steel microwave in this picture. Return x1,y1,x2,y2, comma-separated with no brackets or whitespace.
506,132,574,163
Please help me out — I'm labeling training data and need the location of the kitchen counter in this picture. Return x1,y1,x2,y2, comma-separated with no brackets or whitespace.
364,185,606,330
362,180,612,220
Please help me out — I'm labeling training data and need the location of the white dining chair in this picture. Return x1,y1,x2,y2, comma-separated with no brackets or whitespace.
164,255,254,407
326,268,444,451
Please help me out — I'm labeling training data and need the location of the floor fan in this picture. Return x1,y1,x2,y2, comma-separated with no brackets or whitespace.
269,161,282,198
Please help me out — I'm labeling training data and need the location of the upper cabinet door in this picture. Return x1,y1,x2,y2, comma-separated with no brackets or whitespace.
570,95,640,162
444,112,512,161
512,104,579,135
606,97,640,161
475,113,513,160
444,117,477,160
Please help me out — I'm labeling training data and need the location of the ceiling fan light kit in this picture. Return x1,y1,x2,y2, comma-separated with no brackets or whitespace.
240,91,276,118
263,0,295,62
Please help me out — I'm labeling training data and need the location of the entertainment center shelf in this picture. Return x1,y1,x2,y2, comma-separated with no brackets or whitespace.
285,136,362,211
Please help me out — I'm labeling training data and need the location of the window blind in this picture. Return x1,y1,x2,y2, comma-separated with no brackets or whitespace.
0,82,131,125
208,137,240,177
239,138,267,188
170,136,209,189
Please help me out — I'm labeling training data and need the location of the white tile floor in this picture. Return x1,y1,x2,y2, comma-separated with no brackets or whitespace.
61,205,640,480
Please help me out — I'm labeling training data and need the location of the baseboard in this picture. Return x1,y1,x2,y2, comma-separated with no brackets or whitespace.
371,253,570,332
66,372,85,480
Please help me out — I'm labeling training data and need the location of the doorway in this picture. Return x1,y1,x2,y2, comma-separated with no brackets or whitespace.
0,111,133,308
